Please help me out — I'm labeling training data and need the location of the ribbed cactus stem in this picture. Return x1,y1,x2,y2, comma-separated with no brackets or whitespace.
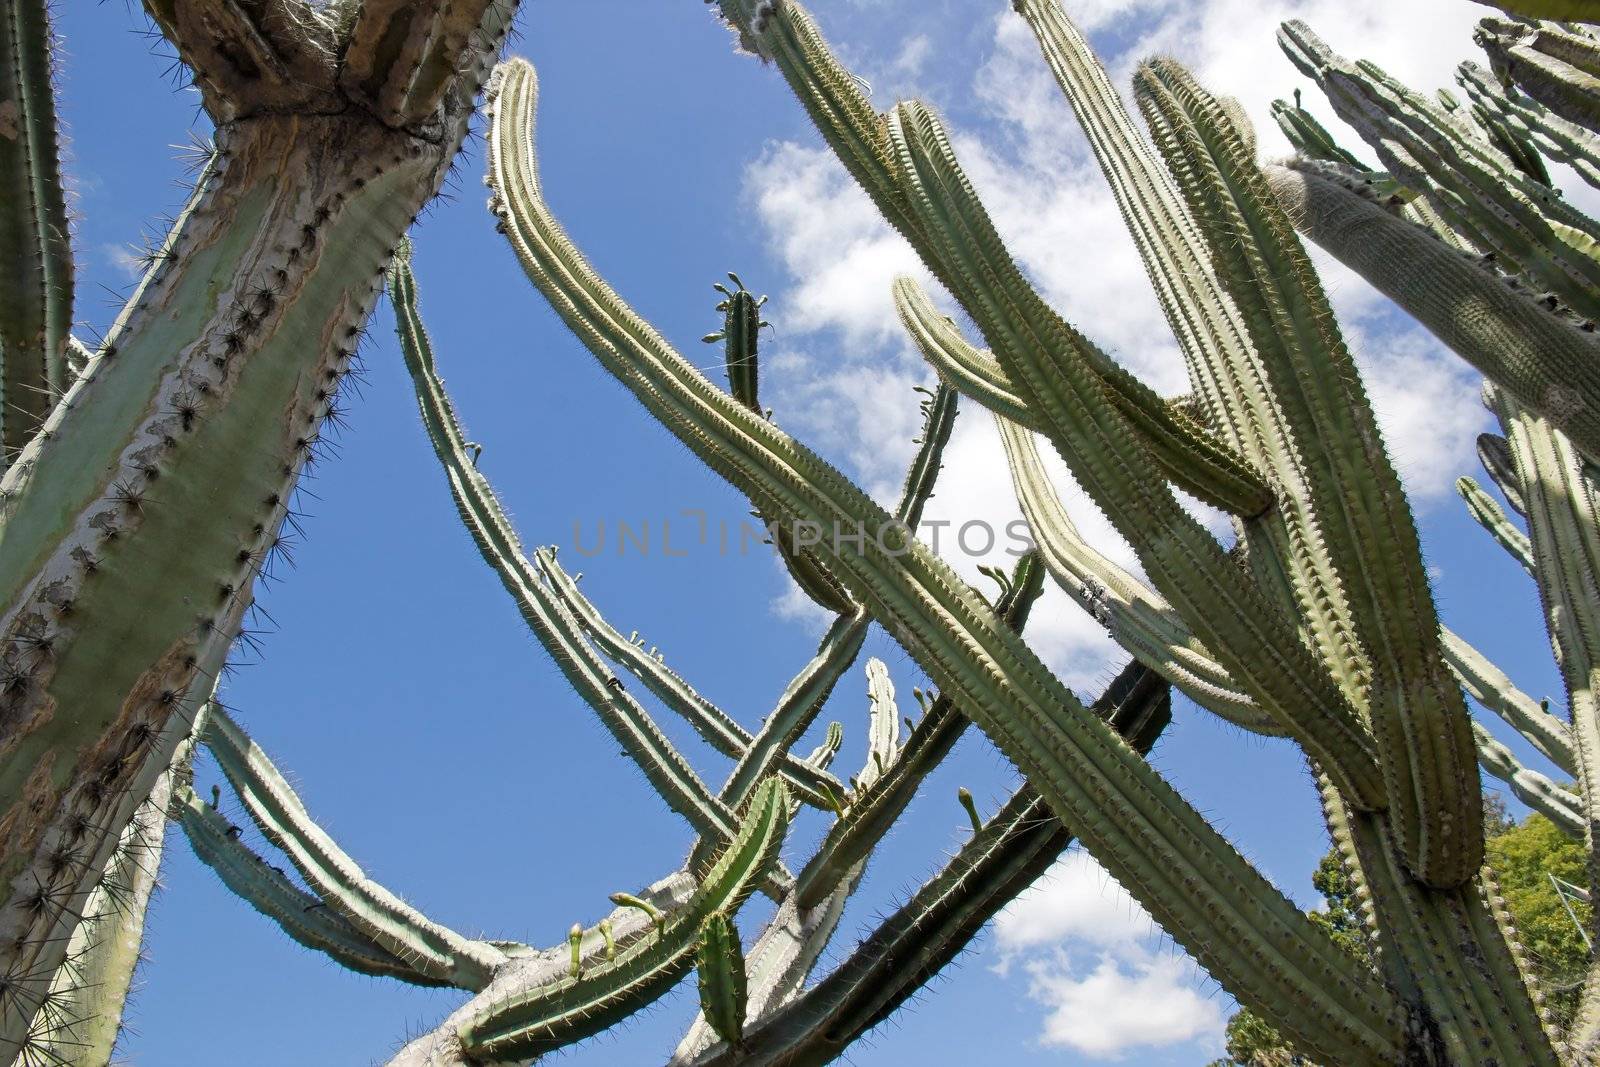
1459,59,1600,190
203,705,507,989
452,779,788,1061
1476,16,1600,134
1441,627,1577,776
696,912,749,1046
1473,722,1584,837
0,9,516,1045
1459,475,1535,572
0,0,72,459
1266,160,1600,458
687,661,1171,1067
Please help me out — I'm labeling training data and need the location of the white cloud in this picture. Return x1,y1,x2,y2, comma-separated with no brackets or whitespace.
1025,950,1226,1058
101,242,143,280
994,850,1224,1058
996,849,1155,953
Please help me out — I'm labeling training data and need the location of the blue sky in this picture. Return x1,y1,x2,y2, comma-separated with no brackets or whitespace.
54,2,1576,1064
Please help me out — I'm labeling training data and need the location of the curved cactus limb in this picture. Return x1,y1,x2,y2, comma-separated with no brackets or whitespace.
1136,58,1482,888
202,705,508,990
534,549,847,809
1480,430,1530,516
387,871,698,1067
485,57,1405,1062
452,778,789,1061
673,554,1047,1062
994,414,1274,731
176,786,446,987
391,249,796,896
1265,160,1600,459
1460,475,1536,572
685,662,1172,1067
1460,60,1600,189
1442,627,1578,776
1473,723,1584,838
0,0,72,462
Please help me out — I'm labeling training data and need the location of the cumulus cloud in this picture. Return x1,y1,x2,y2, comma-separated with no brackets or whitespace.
995,850,1225,1058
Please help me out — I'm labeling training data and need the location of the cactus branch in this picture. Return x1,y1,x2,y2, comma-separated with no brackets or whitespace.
687,661,1172,1067
485,54,1405,1061
0,0,72,461
202,705,509,990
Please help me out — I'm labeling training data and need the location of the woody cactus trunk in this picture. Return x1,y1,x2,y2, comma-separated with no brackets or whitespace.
9,0,1600,1065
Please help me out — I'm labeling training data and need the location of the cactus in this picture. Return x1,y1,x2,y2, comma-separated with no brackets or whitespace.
21,1,1600,1065
0,3,518,1059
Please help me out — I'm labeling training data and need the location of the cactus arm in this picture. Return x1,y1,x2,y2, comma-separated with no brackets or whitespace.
533,550,847,809
1285,21,1600,322
388,872,699,1067
26,730,187,1062
1472,723,1585,838
452,779,789,1061
1480,431,1529,516
686,664,1172,1067
869,63,1383,806
695,912,748,1046
391,249,783,875
1442,627,1578,776
710,611,867,819
711,374,959,816
891,276,1039,430
1137,58,1483,888
1460,60,1600,189
1264,160,1600,459
894,380,957,530
1476,17,1600,135
176,786,447,987
996,415,1277,731
879,98,1276,520
860,658,900,787
0,8,517,1044
1459,475,1536,572
1490,384,1600,1044
201,705,509,990
680,558,1046,1062
0,0,71,462
486,57,1405,1061
1473,98,1556,186
792,555,1046,913
1270,98,1366,166
736,4,1276,520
